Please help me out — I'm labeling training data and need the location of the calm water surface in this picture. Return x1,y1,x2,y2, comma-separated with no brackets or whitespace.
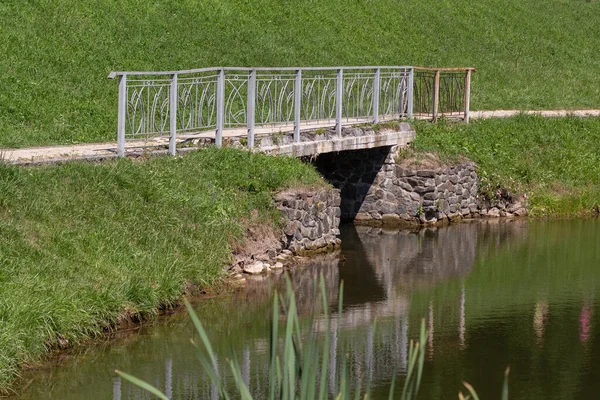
17,220,600,399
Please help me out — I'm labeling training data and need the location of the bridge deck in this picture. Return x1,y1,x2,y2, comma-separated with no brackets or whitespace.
2,119,415,165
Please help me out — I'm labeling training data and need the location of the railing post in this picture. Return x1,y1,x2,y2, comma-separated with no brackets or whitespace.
433,69,441,122
294,69,302,143
372,68,380,124
216,69,225,147
336,68,343,136
117,74,127,157
247,69,256,148
407,68,414,119
169,73,178,156
464,69,471,123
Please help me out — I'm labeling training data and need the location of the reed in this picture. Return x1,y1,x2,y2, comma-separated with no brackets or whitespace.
118,274,430,399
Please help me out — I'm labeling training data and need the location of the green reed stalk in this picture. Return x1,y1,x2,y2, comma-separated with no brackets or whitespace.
117,272,507,399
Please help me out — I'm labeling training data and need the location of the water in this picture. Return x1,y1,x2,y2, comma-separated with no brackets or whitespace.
16,219,600,399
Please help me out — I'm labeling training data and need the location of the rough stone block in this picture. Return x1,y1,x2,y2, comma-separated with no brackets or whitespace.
414,185,435,194
514,208,528,216
244,262,265,275
284,221,298,236
355,212,371,221
487,207,500,218
369,211,383,219
417,170,436,178
379,201,398,214
381,214,401,225
398,180,413,192
409,192,421,201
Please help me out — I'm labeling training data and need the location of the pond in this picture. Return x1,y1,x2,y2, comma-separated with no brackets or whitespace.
16,219,600,399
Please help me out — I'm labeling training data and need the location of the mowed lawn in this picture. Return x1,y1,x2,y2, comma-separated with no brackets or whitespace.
1,0,600,147
0,148,322,393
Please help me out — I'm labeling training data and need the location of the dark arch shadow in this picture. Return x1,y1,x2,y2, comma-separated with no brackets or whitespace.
313,147,391,222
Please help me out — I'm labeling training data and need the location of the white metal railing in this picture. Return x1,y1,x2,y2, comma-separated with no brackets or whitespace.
108,66,474,156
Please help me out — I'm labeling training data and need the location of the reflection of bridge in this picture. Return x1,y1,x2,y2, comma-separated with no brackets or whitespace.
111,223,483,399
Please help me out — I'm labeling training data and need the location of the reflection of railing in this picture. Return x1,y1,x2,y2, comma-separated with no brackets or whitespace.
108,66,474,156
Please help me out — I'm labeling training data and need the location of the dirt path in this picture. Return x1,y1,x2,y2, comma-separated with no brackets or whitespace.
2,110,599,165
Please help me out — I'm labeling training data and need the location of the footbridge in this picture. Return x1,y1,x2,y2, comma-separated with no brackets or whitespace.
107,65,474,157
1,66,473,165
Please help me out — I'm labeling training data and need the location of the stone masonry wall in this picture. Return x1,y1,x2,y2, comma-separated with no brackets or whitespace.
275,187,342,253
316,147,527,226
357,157,480,224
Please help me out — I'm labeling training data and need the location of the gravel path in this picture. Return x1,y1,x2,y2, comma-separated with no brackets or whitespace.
3,110,599,165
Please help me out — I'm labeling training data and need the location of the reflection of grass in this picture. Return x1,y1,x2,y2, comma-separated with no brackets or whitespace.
413,115,600,216
119,274,507,399
0,147,323,394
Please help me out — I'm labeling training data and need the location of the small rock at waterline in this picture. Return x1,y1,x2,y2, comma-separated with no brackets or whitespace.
273,262,284,269
487,207,500,218
243,261,264,275
230,278,247,287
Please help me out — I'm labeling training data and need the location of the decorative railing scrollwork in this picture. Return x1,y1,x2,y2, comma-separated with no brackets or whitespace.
109,66,474,156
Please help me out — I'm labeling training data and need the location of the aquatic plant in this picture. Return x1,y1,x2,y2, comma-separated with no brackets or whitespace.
117,273,509,398
117,274,428,399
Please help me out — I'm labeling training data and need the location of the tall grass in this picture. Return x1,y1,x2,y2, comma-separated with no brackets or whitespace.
2,0,600,147
412,115,600,216
0,147,323,394
118,274,430,399
118,274,508,399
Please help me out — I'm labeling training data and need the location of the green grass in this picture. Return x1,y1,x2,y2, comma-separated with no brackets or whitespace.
0,147,323,394
412,115,600,216
1,0,600,147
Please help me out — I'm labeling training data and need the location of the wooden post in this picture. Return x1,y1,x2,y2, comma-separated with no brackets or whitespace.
432,69,440,122
464,69,472,123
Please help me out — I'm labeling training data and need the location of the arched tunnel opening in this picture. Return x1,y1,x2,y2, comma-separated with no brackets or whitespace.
310,146,393,223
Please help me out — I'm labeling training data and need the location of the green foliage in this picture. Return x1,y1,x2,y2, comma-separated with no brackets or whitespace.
412,115,600,216
2,0,600,147
373,121,401,132
0,147,323,393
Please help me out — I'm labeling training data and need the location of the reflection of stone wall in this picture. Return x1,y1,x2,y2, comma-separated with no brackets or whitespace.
276,188,342,254
355,224,477,287
242,252,341,316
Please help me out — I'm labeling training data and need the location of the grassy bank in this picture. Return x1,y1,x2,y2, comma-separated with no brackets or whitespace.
0,147,322,394
1,0,600,147
412,115,600,216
